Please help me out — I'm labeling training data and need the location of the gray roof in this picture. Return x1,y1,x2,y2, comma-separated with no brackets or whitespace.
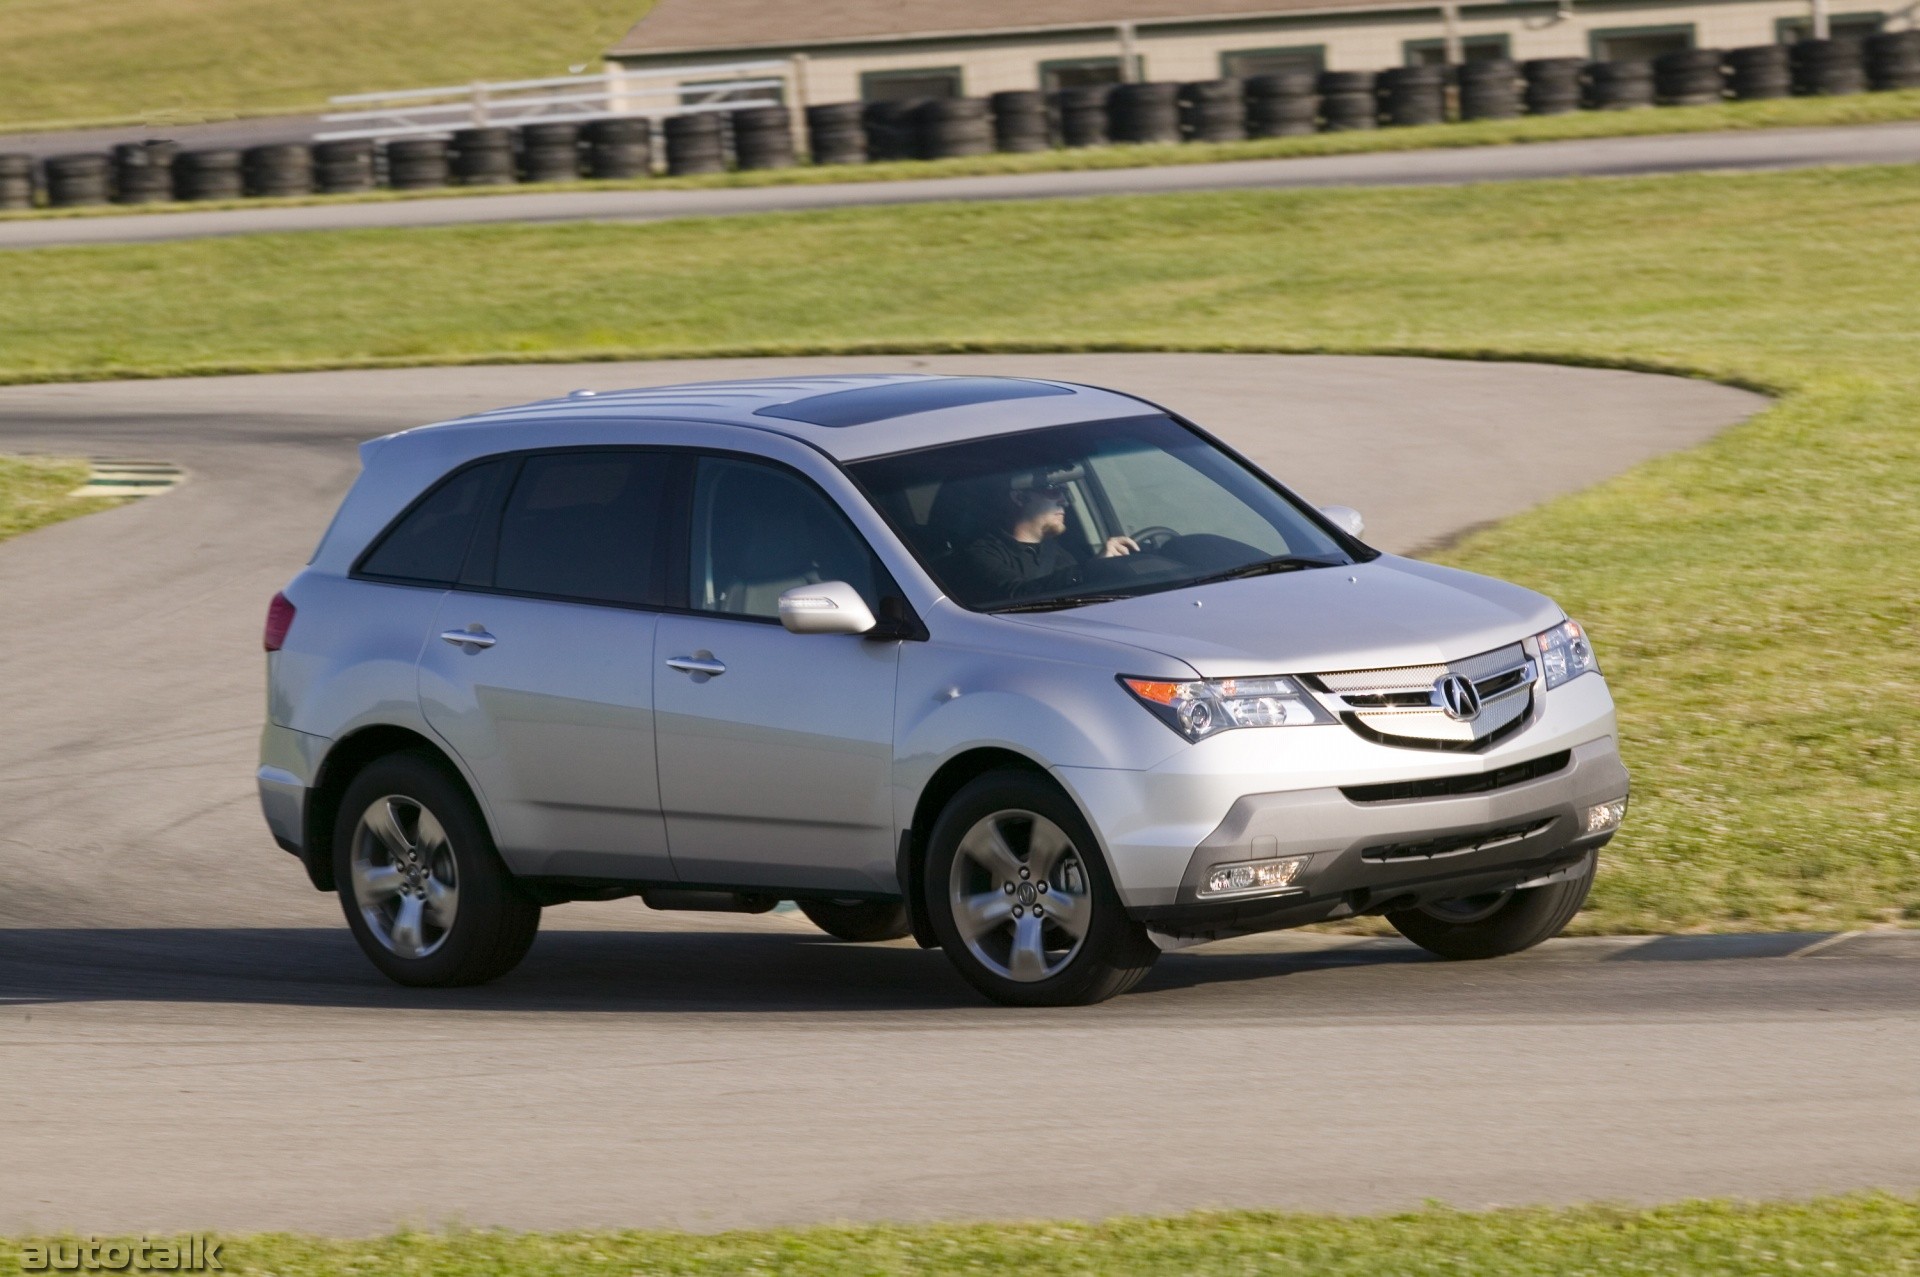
609,0,1397,57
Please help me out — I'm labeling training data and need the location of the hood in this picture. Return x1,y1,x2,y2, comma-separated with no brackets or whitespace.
1002,555,1562,676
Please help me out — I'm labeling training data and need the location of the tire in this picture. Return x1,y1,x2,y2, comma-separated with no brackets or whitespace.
924,770,1158,1006
333,751,540,987
798,898,913,942
1387,852,1595,961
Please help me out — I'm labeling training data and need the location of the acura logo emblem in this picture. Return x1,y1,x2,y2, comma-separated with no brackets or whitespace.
1435,673,1482,722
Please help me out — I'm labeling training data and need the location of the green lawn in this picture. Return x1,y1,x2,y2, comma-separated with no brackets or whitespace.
2,164,1917,932
5,1197,1918,1275
0,455,116,542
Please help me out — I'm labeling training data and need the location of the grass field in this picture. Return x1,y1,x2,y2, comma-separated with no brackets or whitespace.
2,164,1917,932
4,1197,1918,1275
0,455,116,542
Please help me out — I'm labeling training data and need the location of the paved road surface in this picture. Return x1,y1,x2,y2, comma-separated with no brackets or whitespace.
4,121,1919,249
14,353,1904,1238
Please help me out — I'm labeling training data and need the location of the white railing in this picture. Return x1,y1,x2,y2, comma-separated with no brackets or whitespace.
315,61,793,141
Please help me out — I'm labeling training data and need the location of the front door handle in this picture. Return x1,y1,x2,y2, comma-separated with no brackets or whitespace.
440,628,496,650
665,655,726,678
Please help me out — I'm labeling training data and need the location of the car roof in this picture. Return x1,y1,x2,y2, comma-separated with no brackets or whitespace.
383,373,1164,464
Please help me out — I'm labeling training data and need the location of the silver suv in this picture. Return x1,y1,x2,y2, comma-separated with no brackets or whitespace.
259,374,1628,1005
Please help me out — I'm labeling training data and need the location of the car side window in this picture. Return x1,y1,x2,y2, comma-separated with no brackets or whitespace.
490,451,672,607
357,459,511,586
688,456,885,620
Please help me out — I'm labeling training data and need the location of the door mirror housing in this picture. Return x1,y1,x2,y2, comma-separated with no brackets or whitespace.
1318,505,1365,539
777,581,878,635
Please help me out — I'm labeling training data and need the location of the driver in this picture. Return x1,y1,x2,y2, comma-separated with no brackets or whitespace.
958,467,1138,599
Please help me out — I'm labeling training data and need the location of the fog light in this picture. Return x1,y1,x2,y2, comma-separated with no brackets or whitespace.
1585,797,1628,834
1201,856,1307,898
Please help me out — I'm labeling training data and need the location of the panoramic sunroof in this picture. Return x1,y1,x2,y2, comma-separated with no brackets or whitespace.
753,377,1074,428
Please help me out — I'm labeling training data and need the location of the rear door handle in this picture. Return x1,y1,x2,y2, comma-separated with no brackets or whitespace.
440,628,496,650
665,655,726,677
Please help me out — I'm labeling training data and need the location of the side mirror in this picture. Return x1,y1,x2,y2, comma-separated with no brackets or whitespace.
777,581,877,635
1319,505,1365,539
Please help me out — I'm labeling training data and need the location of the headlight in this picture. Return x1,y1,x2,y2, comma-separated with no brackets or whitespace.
1120,674,1332,742
1533,618,1599,689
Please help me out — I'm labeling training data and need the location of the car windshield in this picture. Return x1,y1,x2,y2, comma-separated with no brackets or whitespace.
847,415,1357,612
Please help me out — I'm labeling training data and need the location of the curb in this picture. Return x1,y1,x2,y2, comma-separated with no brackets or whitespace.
71,456,184,498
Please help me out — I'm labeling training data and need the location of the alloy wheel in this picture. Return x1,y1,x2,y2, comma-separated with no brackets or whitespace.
350,795,459,959
947,809,1091,982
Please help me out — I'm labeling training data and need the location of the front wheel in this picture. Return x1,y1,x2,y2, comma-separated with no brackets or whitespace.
798,898,912,942
1387,853,1595,960
924,770,1159,1006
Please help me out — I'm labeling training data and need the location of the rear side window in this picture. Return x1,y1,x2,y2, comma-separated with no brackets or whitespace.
492,451,672,607
357,460,509,585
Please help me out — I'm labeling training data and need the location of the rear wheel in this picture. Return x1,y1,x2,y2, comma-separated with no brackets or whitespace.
925,771,1158,1006
333,752,540,987
798,898,912,942
1387,853,1595,960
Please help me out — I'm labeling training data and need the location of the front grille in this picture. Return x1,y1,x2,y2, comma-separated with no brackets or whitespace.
1361,818,1555,863
1341,750,1571,804
1308,642,1536,751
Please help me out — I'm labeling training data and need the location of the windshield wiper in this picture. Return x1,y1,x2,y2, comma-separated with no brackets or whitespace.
991,593,1135,614
1182,555,1345,588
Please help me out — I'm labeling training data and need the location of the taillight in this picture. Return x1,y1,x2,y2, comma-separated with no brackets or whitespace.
264,591,296,652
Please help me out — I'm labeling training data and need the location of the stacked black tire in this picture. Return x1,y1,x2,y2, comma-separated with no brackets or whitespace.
806,103,866,166
0,154,33,210
1179,79,1247,141
733,106,796,169
113,141,176,203
1724,45,1792,100
990,91,1050,152
1867,31,1920,90
664,112,725,175
1378,65,1446,126
314,139,376,194
1523,58,1585,115
244,143,314,197
43,153,110,207
1245,71,1319,136
519,123,581,183
1586,60,1656,109
584,118,653,178
1319,70,1378,130
173,149,244,201
1459,59,1522,120
1053,86,1111,148
451,127,516,185
1791,38,1868,95
1653,48,1726,105
1110,82,1181,143
385,138,450,190
861,100,919,161
915,98,992,159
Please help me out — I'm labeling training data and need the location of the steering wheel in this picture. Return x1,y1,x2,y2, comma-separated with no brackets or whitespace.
1130,526,1180,551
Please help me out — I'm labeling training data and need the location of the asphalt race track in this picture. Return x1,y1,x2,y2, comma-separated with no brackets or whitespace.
5,353,1915,1235
3,120,1919,249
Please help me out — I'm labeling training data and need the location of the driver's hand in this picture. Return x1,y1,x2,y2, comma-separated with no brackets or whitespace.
1099,535,1140,558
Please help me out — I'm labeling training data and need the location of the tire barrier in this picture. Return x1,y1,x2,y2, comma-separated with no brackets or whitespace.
1790,38,1868,96
0,153,33,210
1109,82,1181,144
664,111,726,175
1584,60,1656,109
1725,45,1793,100
172,149,244,201
1458,59,1522,120
243,143,314,198
914,97,993,160
518,122,582,183
112,141,175,204
861,100,920,161
1318,70,1379,131
1053,86,1111,148
1377,65,1447,127
1653,48,1727,106
1245,71,1319,137
384,137,450,190
1179,79,1248,142
989,90,1050,153
45,153,111,207
732,105,797,170
451,127,516,185
1867,30,1920,91
583,117,653,178
313,138,376,194
1523,58,1585,115
805,102,867,166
